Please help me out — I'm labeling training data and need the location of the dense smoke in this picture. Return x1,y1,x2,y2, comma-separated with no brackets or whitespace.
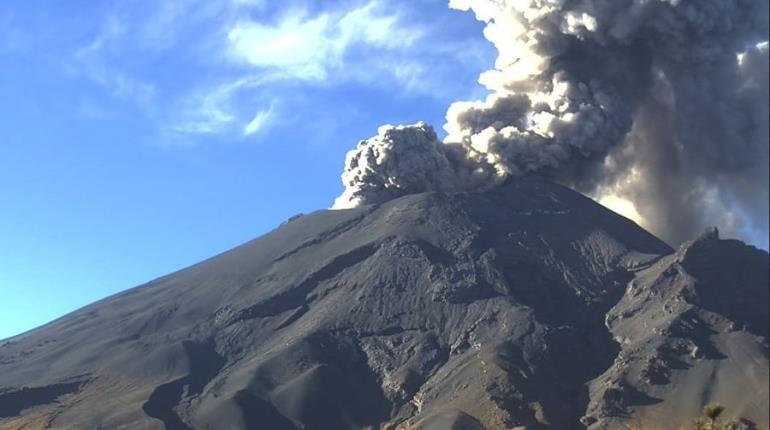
334,0,769,246
332,123,459,208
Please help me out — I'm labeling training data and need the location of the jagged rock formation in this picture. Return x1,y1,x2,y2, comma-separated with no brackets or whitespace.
1,178,767,430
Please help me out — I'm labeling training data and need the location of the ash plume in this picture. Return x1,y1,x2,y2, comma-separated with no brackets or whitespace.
334,0,769,246
333,122,459,209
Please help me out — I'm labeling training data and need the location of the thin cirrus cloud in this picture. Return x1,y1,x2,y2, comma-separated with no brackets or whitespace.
168,80,244,136
225,2,423,81
169,1,426,139
243,104,276,136
63,0,478,142
73,16,158,112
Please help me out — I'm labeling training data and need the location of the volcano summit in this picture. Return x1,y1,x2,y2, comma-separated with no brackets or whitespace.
1,178,768,430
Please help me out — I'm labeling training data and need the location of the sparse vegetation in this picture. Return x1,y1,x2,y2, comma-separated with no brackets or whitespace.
693,403,725,430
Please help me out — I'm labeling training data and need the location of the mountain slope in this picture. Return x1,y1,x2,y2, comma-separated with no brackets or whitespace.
586,229,769,429
0,178,766,430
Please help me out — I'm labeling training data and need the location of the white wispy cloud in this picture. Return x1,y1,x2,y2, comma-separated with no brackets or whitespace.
226,1,423,82
168,80,245,135
64,0,479,141
167,76,278,137
165,1,428,139
73,16,157,111
243,104,276,136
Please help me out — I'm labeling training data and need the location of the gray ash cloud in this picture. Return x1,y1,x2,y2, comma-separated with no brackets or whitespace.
334,0,769,246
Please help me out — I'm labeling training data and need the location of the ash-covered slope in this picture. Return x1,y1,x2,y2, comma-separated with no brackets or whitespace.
586,229,769,430
0,178,767,430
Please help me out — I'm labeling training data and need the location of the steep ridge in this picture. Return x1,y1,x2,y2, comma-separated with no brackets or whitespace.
586,229,769,429
0,177,766,430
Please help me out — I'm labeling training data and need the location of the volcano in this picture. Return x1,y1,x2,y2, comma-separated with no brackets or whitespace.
1,178,767,430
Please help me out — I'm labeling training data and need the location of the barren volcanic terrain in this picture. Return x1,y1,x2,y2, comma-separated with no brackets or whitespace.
1,178,767,429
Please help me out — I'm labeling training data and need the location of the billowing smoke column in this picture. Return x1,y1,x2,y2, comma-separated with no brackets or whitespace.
332,123,459,208
334,0,769,246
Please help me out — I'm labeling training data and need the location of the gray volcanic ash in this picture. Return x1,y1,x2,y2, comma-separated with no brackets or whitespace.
334,0,769,247
1,178,767,429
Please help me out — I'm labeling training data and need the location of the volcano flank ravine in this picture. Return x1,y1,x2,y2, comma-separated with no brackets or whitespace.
0,178,767,430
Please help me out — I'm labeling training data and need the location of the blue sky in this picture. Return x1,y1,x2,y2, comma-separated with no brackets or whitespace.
0,0,495,339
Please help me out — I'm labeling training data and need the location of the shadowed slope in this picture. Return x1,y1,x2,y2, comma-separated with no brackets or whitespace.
0,177,765,430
